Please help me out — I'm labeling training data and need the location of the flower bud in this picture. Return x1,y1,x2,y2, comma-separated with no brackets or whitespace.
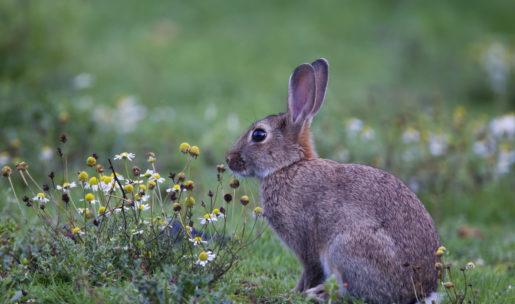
1,165,12,177
96,164,104,173
179,142,190,153
172,203,182,212
189,146,200,157
223,193,232,203
15,161,28,171
176,172,186,182
185,196,195,207
443,282,454,289
132,166,141,176
184,180,194,190
240,195,250,206
216,164,226,173
229,178,240,189
86,156,96,167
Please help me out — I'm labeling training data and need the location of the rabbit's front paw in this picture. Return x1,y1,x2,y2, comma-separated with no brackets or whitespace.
304,284,327,302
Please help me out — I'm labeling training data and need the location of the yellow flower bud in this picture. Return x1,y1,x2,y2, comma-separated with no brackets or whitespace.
98,206,107,214
253,206,263,216
86,156,96,167
148,180,156,190
72,227,81,235
185,196,195,207
123,184,134,193
435,246,446,257
88,176,99,185
179,142,190,153
101,175,112,184
240,195,250,206
1,165,12,177
78,171,89,182
189,146,200,157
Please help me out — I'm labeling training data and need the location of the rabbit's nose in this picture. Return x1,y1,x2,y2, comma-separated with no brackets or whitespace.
226,152,245,172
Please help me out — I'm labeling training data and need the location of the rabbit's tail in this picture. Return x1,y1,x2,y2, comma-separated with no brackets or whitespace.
417,291,441,304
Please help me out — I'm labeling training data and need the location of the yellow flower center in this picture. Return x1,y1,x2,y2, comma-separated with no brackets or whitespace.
78,171,88,182
98,206,106,214
203,213,211,220
89,176,99,185
37,192,46,199
102,175,113,184
173,184,180,191
72,227,81,234
123,184,134,193
63,182,70,188
189,146,200,157
253,207,263,215
212,208,220,215
152,173,161,179
198,251,208,261
194,236,202,242
139,184,147,191
85,193,95,202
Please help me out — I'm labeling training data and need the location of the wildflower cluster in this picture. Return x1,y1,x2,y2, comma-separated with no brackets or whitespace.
2,139,265,288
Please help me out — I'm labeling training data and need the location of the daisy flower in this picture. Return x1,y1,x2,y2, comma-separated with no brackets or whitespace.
56,182,77,193
114,152,135,161
195,251,215,266
140,169,154,178
150,173,165,184
212,208,224,219
200,213,217,225
84,176,100,192
189,236,207,246
71,227,84,235
166,184,182,193
33,192,49,203
136,203,150,211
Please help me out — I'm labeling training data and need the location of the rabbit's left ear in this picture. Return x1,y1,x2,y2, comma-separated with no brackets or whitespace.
310,58,329,116
288,63,316,125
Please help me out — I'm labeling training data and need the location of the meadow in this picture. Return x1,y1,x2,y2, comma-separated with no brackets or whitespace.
1,0,514,303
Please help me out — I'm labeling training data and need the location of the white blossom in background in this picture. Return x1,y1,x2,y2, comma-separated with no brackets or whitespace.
428,133,448,156
151,106,176,122
489,114,515,139
72,73,95,90
39,146,53,161
402,147,420,162
402,128,420,144
473,139,496,158
204,103,218,121
226,113,240,132
482,42,509,94
0,151,10,166
114,96,147,134
345,118,363,137
361,126,375,141
496,148,515,176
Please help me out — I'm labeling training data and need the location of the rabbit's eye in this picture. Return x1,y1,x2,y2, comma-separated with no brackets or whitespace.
251,129,267,142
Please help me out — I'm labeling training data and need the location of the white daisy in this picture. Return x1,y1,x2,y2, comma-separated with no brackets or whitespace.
189,236,208,246
166,184,182,193
140,169,154,178
136,203,150,211
33,192,49,203
114,152,135,161
56,182,77,193
195,251,215,267
199,213,217,225
149,173,165,184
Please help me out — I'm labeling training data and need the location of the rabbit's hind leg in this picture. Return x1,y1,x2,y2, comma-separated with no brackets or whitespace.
323,230,409,304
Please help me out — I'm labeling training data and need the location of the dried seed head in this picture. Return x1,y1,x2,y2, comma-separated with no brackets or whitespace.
208,190,214,197
435,262,443,270
22,196,30,203
96,164,104,173
62,193,70,203
1,165,12,177
132,166,141,176
43,184,50,192
48,171,55,179
240,195,250,206
169,191,177,201
172,202,182,212
216,164,225,173
229,178,240,189
223,193,233,203
15,161,28,171
176,172,186,182
443,282,454,289
184,180,194,190
93,219,99,226
59,133,68,143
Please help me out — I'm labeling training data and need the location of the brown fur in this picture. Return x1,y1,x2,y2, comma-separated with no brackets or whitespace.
226,59,439,303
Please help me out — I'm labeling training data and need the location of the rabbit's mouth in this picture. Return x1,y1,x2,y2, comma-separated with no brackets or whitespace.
226,152,248,175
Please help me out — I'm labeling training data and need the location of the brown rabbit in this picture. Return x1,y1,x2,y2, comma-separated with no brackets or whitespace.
226,59,440,304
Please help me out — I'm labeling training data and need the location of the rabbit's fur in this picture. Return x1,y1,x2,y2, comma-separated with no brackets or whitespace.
226,59,439,304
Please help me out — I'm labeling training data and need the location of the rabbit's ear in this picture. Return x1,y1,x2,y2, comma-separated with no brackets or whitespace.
288,63,316,125
310,58,329,116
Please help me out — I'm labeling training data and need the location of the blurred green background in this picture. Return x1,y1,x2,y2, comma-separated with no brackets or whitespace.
1,0,514,301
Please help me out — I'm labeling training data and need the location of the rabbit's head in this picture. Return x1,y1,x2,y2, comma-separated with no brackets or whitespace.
226,58,329,178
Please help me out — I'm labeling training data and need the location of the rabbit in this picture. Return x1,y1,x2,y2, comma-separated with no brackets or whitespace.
226,58,440,304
